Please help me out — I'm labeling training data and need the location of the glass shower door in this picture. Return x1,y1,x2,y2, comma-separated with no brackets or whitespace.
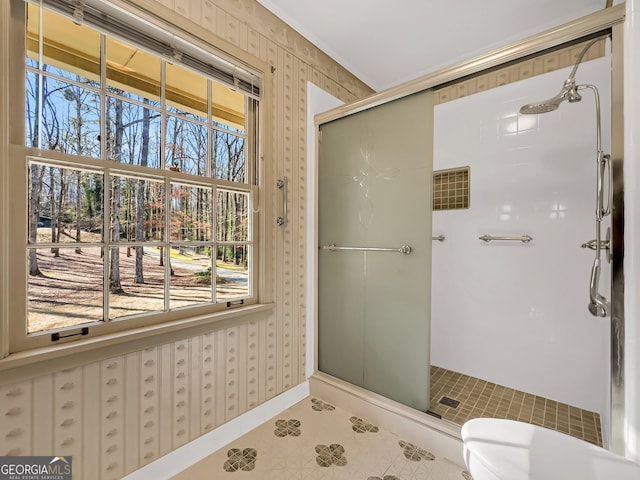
318,90,434,411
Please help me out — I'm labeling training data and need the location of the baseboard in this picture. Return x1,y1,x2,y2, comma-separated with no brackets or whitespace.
123,381,310,480
309,372,465,468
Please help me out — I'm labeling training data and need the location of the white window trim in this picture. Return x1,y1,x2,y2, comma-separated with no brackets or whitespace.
0,0,275,376
0,0,11,362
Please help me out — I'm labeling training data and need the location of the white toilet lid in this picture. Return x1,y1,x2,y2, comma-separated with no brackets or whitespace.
461,418,640,480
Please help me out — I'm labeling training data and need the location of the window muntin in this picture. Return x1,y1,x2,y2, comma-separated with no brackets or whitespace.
21,2,259,342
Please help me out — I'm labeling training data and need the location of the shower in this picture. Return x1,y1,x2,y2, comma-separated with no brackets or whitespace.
520,37,612,317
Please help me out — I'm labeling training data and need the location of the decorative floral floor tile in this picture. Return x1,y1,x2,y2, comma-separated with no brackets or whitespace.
172,397,470,480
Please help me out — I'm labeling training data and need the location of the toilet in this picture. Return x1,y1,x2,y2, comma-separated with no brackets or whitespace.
461,418,640,480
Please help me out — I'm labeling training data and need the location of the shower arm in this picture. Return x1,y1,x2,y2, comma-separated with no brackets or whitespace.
563,37,605,102
567,38,601,86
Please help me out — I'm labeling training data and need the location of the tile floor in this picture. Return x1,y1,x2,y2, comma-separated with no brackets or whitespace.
429,366,603,446
173,396,471,480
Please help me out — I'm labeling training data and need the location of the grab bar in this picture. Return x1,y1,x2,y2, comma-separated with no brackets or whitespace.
479,234,533,243
432,235,445,242
321,244,412,254
276,177,288,227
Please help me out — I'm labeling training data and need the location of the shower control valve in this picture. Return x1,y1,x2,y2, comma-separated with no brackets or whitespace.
580,227,612,263
580,239,609,251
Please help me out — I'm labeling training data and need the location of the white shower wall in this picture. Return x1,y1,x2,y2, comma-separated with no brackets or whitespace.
431,55,611,420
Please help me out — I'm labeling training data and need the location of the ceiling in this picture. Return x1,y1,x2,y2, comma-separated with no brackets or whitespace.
256,0,612,92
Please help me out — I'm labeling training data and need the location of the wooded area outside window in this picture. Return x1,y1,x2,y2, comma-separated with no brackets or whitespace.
13,0,260,350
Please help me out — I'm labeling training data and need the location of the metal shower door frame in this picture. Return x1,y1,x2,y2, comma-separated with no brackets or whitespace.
315,4,626,455
609,21,625,456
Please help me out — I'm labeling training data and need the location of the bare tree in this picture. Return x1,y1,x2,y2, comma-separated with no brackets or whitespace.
27,72,67,273
214,132,246,266
109,97,124,294
26,73,42,277
49,167,59,257
65,83,86,254
28,165,45,276
183,121,208,243
135,99,152,283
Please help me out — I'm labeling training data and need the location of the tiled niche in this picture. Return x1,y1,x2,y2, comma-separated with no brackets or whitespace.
432,167,470,211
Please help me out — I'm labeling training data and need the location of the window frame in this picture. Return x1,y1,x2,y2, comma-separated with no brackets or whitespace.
4,0,270,356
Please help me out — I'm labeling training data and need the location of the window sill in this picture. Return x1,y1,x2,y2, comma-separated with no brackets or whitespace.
0,303,275,387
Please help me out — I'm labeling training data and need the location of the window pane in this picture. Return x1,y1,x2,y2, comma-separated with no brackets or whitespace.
21,6,258,342
26,71,39,147
170,183,213,242
33,76,101,155
166,63,207,122
108,246,165,320
26,3,39,67
29,163,104,244
212,83,245,133
27,247,104,333
166,115,208,175
216,190,249,242
36,5,101,84
106,37,160,104
216,245,249,301
212,130,246,182
169,245,213,308
110,175,165,243
106,96,162,167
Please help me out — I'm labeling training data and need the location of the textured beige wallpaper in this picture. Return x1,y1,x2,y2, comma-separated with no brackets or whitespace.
435,38,605,105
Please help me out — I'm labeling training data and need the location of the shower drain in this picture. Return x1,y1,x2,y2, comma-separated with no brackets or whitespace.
439,396,460,409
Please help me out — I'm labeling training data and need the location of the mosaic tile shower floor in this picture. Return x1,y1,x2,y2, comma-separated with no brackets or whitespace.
172,397,471,480
429,366,603,447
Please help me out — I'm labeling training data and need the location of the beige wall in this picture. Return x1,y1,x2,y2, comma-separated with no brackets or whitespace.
0,1,373,478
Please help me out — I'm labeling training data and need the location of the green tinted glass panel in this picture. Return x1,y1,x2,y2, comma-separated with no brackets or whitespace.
318,90,434,411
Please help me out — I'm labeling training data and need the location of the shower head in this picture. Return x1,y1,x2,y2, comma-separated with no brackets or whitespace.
519,36,603,115
519,79,582,115
519,102,560,114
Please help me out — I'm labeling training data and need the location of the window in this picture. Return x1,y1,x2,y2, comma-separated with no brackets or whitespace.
11,0,262,351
